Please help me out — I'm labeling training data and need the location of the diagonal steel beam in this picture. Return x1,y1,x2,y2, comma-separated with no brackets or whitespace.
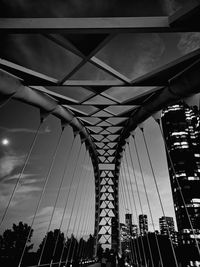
169,0,200,28
0,17,199,34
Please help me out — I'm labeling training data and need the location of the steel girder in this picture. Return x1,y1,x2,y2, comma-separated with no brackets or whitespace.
2,58,200,253
1,1,200,255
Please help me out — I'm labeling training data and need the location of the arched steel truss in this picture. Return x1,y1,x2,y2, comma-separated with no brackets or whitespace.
0,0,200,253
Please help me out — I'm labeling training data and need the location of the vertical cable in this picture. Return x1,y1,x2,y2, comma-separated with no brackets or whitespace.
121,163,143,267
64,149,86,265
120,164,140,267
80,200,93,262
133,131,178,267
122,155,148,266
78,179,94,262
67,150,89,265
18,127,63,267
131,137,157,267
121,156,143,266
58,143,83,267
121,161,139,266
49,136,78,267
71,159,93,263
157,120,200,258
122,157,148,267
128,142,164,267
0,121,42,229
37,126,74,266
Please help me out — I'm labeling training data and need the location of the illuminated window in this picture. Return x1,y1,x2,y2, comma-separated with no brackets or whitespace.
188,177,200,181
181,145,189,148
192,198,200,203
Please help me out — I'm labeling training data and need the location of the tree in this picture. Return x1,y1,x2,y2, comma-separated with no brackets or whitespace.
96,243,103,260
37,229,66,265
0,221,33,267
85,234,94,259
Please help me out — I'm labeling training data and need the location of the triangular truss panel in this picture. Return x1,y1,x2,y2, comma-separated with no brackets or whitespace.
1,0,200,253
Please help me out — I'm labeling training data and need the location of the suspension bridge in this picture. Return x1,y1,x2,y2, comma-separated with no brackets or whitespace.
0,1,200,267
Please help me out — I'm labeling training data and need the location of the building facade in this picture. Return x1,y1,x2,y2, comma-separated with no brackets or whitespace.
159,216,177,245
139,214,148,236
161,103,200,245
161,103,200,266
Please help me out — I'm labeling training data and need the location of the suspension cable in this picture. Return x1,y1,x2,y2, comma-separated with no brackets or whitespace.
0,121,42,229
73,165,92,264
80,199,94,262
156,119,200,258
128,141,164,267
78,176,94,261
121,162,143,266
32,136,81,267
122,157,148,267
65,148,87,265
130,137,158,267
58,142,83,267
0,93,16,108
49,135,78,267
76,170,92,264
121,160,141,266
18,125,64,267
120,164,140,267
66,150,89,263
133,131,178,267
37,126,75,265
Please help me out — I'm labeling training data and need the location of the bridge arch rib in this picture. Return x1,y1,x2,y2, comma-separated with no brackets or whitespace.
1,57,200,254
1,1,200,255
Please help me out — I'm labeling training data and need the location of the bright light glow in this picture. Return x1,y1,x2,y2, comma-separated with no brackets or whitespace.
1,138,10,146
192,198,200,203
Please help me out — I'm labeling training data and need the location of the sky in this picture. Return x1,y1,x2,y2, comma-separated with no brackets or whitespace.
0,100,95,249
0,100,174,250
0,0,200,251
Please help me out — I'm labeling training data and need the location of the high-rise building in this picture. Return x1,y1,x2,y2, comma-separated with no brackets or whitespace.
120,214,134,256
125,213,132,235
132,224,138,238
161,103,200,247
139,214,148,236
159,216,177,245
159,216,175,235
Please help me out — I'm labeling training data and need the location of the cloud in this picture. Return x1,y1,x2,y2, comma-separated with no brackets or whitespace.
177,33,200,55
0,126,51,134
29,206,70,232
15,184,41,194
0,153,25,178
1,173,37,183
0,182,41,209
0,169,41,209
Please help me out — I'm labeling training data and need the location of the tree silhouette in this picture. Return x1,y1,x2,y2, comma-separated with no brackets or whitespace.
0,221,33,267
37,229,66,265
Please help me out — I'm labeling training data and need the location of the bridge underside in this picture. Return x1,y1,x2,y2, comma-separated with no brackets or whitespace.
1,0,200,253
